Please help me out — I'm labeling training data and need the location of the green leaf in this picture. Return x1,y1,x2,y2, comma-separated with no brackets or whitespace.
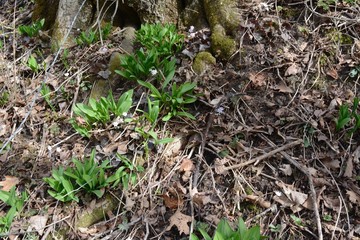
216,219,235,238
138,80,162,98
176,111,196,120
238,217,247,237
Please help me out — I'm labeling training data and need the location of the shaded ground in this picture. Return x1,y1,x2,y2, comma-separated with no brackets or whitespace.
1,0,360,239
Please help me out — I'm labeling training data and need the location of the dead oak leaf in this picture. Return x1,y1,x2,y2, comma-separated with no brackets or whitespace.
0,176,19,191
166,210,192,235
347,190,360,204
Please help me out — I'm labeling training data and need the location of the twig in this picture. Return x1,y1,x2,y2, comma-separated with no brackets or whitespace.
223,139,303,171
260,134,323,240
192,113,214,188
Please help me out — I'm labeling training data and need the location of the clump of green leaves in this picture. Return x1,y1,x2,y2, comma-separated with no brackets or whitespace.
71,90,133,137
76,23,112,46
18,18,44,37
116,23,183,82
138,80,197,121
116,48,159,81
27,55,41,73
191,218,267,240
107,154,144,190
43,149,142,202
0,187,28,234
136,23,184,58
335,97,360,133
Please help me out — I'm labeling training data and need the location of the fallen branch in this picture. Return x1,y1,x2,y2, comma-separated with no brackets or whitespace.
223,139,303,171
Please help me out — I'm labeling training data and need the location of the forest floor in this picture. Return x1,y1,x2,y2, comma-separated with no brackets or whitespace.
1,0,360,239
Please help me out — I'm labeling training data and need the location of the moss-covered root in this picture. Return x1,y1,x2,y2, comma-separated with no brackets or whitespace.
75,194,119,229
211,24,237,60
203,0,240,60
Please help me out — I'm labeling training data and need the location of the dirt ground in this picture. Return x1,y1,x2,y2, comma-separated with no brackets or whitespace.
1,0,360,239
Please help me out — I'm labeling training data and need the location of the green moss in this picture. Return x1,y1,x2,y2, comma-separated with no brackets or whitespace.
193,51,216,74
211,24,237,60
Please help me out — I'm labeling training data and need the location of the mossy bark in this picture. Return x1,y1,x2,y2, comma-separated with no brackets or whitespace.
203,0,240,60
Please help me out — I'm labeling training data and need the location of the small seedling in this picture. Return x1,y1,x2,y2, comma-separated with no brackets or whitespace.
0,91,9,107
269,224,281,233
349,65,360,78
139,97,160,125
116,48,159,81
40,83,55,111
18,18,45,37
27,55,41,73
63,149,112,198
61,49,70,69
323,214,332,222
76,30,97,45
336,97,360,133
290,214,304,227
76,23,112,46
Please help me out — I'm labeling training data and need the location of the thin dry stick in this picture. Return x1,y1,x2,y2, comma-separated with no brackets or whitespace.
223,139,303,171
260,135,323,240
192,113,214,188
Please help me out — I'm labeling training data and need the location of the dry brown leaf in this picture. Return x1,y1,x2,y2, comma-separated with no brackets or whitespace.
161,194,184,209
29,215,48,235
345,145,360,177
279,164,292,176
346,190,360,204
164,136,183,157
0,176,19,191
193,192,212,206
244,194,271,208
285,63,302,76
323,195,341,212
0,123,7,137
321,158,340,170
166,210,192,235
180,158,194,172
326,68,338,79
117,142,128,155
249,72,267,87
274,83,293,93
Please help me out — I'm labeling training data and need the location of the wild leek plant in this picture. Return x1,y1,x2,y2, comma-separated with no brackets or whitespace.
191,218,267,240
71,90,133,137
18,18,44,37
